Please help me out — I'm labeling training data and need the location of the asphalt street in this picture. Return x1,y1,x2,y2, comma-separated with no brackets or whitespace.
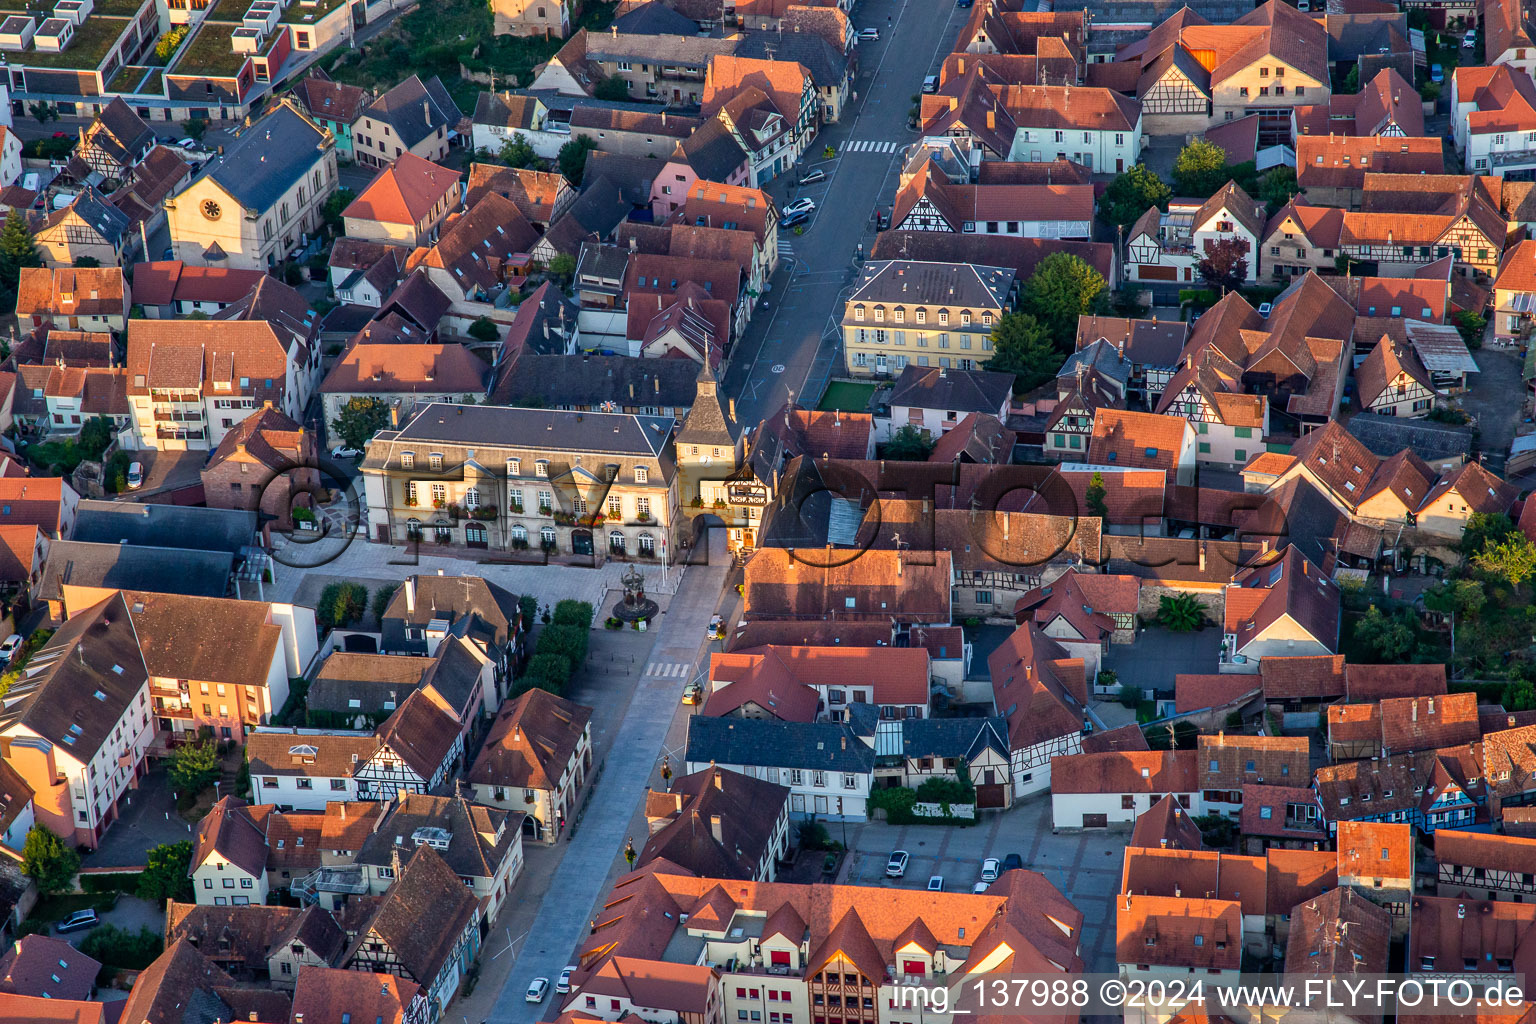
721,0,971,425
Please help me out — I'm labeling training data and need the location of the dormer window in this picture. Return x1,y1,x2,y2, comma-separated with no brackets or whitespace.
401,452,415,469
429,453,443,472
894,309,905,323
535,460,549,477
874,307,885,322
855,306,865,321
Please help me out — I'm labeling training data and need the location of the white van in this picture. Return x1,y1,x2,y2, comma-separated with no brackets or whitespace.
923,75,939,93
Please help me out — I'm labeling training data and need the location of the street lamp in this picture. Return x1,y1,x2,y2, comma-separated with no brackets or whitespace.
624,835,636,869
660,755,672,790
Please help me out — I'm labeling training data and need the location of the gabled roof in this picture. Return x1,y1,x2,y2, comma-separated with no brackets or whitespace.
468,688,593,791
1226,546,1341,655
986,624,1088,752
295,70,371,125
1355,336,1438,409
362,75,464,151
348,844,478,986
195,102,330,214
640,766,790,879
344,153,460,228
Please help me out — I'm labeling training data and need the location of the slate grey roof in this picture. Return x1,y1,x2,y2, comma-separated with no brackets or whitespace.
575,241,630,285
382,402,676,457
1057,338,1132,389
736,30,848,87
584,153,659,208
365,75,464,151
1345,412,1476,466
754,455,872,550
542,177,631,256
900,716,1010,761
686,715,875,773
88,97,155,170
379,574,519,658
888,364,1014,414
676,362,735,446
490,352,699,408
200,104,330,214
614,0,702,35
56,185,129,243
849,260,1014,309
38,540,233,604
678,119,749,183
71,499,256,554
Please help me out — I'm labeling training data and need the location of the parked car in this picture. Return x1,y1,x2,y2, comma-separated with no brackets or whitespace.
799,168,827,184
973,882,989,893
886,851,909,877
681,682,703,705
860,26,879,39
1430,64,1444,83
177,137,198,148
923,75,939,93
958,0,974,7
708,613,723,638
781,209,811,228
1001,853,1023,872
0,635,22,664
784,197,816,216
1464,29,1477,47
927,875,944,892
56,910,98,933
557,967,575,994
526,978,550,1003
980,857,1001,883
330,445,365,460
1258,302,1273,318
126,461,144,490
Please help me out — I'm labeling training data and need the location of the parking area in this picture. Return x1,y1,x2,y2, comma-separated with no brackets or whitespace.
1454,342,1525,471
837,798,1126,972
1105,626,1223,696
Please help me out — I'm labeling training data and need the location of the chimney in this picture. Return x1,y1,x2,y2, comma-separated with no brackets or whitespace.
710,814,723,843
662,110,667,125
728,398,737,421
713,769,723,790
986,110,995,130
840,735,846,751
424,100,432,125
404,578,415,613
1198,542,1207,572
1412,701,1418,722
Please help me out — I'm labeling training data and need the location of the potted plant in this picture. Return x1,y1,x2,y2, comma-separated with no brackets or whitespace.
635,511,652,523
510,500,524,513
432,497,446,510
472,505,497,520
404,495,418,507
691,496,705,508
538,503,553,516
712,499,728,510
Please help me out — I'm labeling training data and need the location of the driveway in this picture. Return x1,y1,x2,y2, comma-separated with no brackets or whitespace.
1456,341,1524,470
837,798,1126,972
85,770,195,869
1105,626,1223,697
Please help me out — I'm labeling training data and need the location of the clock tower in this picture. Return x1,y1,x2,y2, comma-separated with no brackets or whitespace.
675,361,742,509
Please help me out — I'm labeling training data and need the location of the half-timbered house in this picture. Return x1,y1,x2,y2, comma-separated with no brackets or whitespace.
1262,201,1346,280
1356,336,1440,417
354,690,464,801
987,623,1089,798
1436,831,1536,901
1155,360,1269,470
1075,315,1188,400
1124,181,1266,285
889,159,1094,239
344,844,481,1022
1339,174,1507,275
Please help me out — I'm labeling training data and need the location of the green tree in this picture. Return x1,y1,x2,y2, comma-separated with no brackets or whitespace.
1353,604,1415,661
72,256,101,268
518,594,538,628
884,424,935,461
985,311,1059,394
152,26,187,62
1117,683,1143,708
594,77,630,101
21,825,78,896
1341,64,1360,93
1198,238,1250,293
330,396,390,450
1100,163,1172,228
0,210,41,294
537,623,589,667
181,117,207,142
524,652,572,695
1085,471,1108,519
1504,679,1536,713
1462,511,1518,555
27,101,56,125
79,925,162,970
1021,253,1109,349
137,841,194,903
1156,593,1205,632
557,136,598,185
467,316,499,342
1258,166,1300,211
1455,310,1486,350
1172,139,1230,197
1473,534,1536,586
552,599,594,628
166,740,221,795
316,582,367,630
371,583,398,624
320,187,357,230
547,252,577,286
499,132,539,169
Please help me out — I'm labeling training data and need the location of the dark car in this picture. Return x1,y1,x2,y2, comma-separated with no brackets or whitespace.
782,209,811,228
875,210,891,230
1001,853,1024,872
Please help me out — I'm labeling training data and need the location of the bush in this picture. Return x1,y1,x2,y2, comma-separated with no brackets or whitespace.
1118,683,1143,708
166,740,220,795
1155,593,1206,632
797,820,834,850
536,623,588,667
80,925,162,970
467,316,499,342
518,594,538,629
371,584,398,623
523,652,572,695
80,872,140,894
552,599,594,629
316,582,367,631
136,841,193,903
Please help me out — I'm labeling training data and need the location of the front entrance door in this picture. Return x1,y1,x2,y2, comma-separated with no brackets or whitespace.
571,529,594,556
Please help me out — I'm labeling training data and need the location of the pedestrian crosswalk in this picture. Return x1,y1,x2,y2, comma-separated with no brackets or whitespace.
644,661,691,678
843,139,901,154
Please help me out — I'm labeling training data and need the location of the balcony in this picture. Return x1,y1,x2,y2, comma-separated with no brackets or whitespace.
153,411,204,423
1491,148,1536,170
291,865,368,901
156,427,205,440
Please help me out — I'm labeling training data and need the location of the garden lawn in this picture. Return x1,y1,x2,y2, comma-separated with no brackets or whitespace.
816,380,877,412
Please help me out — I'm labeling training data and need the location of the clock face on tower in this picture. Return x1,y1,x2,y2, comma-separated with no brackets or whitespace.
201,199,222,220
